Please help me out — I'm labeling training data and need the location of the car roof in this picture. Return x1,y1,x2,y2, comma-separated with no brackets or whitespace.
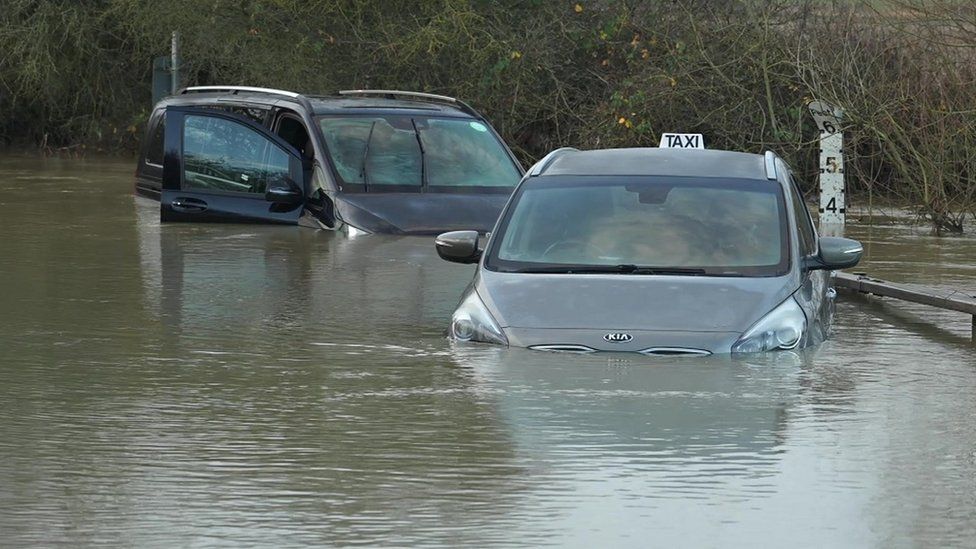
539,148,770,180
306,96,471,117
156,88,476,118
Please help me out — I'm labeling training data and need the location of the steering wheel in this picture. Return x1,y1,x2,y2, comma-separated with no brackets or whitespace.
541,239,593,260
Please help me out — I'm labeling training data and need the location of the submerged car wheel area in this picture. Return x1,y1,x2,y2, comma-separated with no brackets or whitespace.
436,146,864,355
135,86,524,234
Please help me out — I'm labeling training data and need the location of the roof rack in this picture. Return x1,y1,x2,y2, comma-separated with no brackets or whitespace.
180,86,313,110
528,147,579,176
763,151,778,180
337,89,483,119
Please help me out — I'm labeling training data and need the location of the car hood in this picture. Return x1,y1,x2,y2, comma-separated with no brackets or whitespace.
335,193,511,235
477,270,798,346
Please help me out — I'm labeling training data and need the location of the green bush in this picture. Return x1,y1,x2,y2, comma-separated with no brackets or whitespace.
1,0,974,230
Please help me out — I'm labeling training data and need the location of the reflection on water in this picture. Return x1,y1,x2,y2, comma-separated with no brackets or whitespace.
0,154,975,547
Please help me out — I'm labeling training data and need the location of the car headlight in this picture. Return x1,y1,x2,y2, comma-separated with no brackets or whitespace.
450,291,508,345
731,296,807,354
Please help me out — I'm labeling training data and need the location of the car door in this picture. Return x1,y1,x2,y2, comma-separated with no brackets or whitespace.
161,106,306,224
787,172,831,342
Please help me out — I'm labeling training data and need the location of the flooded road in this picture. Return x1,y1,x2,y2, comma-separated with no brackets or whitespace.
1,154,974,547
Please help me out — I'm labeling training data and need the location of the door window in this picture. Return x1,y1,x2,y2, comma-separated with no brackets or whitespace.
276,115,312,159
182,115,290,194
789,175,817,256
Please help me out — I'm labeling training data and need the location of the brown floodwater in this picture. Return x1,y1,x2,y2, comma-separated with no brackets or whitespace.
0,154,974,547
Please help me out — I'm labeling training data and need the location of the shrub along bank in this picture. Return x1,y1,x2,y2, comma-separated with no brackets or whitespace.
1,0,974,231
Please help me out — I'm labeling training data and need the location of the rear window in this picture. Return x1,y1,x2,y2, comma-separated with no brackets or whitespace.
146,115,165,166
318,115,521,192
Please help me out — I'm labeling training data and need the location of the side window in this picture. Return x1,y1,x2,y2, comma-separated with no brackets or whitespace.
146,115,165,166
196,104,269,125
224,106,269,125
789,175,817,256
275,115,312,159
182,115,290,194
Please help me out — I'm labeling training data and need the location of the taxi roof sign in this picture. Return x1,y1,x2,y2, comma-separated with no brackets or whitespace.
659,133,704,149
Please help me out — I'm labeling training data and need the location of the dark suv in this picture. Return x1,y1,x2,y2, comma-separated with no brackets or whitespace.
135,86,524,234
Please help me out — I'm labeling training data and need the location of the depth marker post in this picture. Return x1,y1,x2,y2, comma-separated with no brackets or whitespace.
807,101,845,236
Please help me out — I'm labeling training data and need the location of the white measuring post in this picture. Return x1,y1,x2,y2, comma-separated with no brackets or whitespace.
807,101,845,237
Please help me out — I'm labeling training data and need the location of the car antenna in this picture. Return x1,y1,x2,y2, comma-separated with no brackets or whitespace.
360,121,377,189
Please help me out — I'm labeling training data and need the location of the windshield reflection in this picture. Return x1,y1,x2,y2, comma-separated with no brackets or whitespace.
489,176,789,276
318,115,521,190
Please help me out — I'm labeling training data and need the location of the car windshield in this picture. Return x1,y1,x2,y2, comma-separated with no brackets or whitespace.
317,115,521,192
486,176,790,276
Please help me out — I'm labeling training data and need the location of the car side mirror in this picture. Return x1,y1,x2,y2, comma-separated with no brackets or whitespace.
804,236,863,271
266,178,304,205
435,230,482,264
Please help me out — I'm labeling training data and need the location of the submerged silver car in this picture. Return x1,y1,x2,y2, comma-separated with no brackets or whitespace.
435,147,863,355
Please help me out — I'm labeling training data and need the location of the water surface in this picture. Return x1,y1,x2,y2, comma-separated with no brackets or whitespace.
0,154,974,547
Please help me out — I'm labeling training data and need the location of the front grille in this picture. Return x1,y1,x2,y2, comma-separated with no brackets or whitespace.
639,347,711,357
529,344,597,353
529,344,711,356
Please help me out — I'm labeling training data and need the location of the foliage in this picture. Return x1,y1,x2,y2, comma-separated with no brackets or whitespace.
1,0,974,230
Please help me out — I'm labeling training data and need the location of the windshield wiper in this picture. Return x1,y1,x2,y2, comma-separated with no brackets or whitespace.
511,264,709,275
360,120,377,189
627,266,708,275
411,118,427,189
512,265,633,274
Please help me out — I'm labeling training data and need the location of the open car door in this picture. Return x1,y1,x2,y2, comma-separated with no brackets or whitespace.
161,106,306,224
